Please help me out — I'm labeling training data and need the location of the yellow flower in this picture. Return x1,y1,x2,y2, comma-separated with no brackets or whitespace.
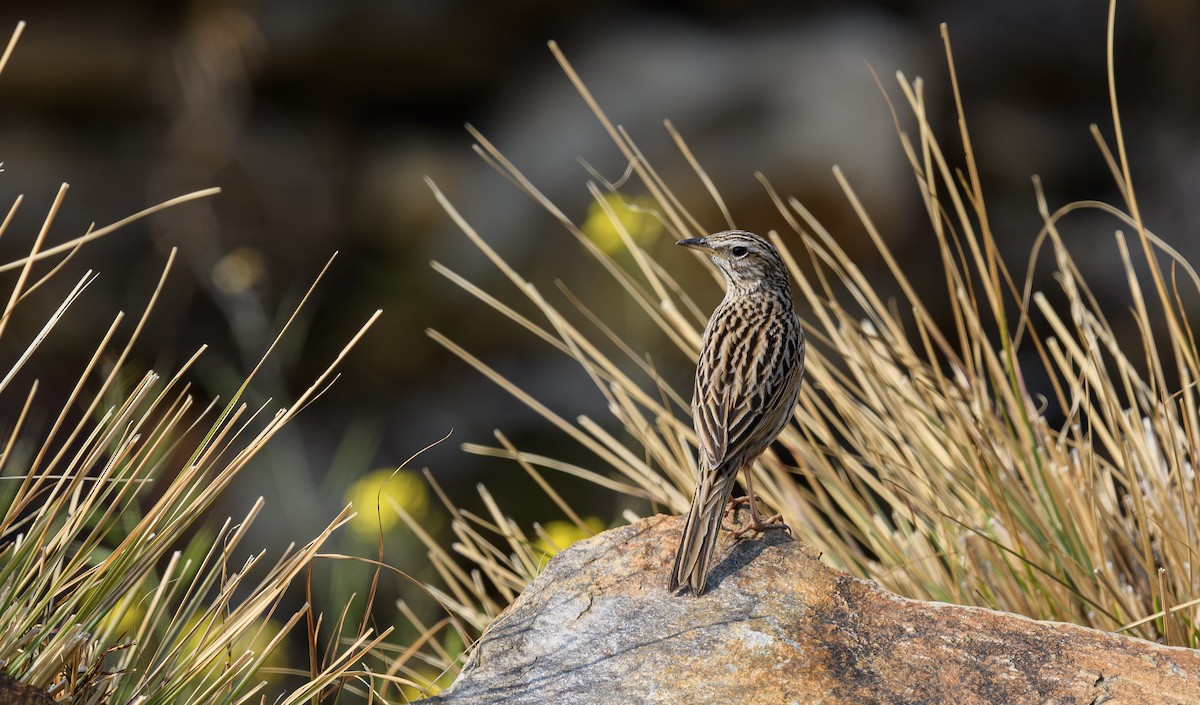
180,614,290,686
96,602,145,642
398,667,455,700
344,469,430,540
535,517,606,558
211,247,265,296
581,193,662,254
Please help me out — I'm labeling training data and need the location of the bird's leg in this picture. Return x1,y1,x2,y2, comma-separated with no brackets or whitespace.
723,467,762,516
729,467,791,539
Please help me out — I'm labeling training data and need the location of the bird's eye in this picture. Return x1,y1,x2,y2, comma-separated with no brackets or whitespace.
730,245,749,258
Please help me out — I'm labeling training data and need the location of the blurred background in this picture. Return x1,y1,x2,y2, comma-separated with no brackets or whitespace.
0,0,1198,663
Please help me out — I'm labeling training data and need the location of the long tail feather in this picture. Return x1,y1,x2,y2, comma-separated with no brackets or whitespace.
669,468,736,596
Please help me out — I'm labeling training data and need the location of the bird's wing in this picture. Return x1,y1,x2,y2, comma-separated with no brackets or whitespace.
693,367,728,471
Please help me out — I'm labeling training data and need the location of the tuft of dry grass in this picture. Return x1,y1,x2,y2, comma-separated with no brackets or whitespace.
414,2,1200,688
0,22,397,704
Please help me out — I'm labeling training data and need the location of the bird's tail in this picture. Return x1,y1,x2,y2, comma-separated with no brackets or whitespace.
669,468,736,596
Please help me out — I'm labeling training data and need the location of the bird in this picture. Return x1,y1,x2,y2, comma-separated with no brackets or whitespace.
669,230,805,597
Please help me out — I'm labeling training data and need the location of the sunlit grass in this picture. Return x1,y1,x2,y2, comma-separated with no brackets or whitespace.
411,3,1200,692
0,21,394,703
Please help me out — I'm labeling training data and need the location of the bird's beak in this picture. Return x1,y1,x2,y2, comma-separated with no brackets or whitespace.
677,237,713,253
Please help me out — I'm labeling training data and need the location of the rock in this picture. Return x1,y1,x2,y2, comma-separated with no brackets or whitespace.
0,673,54,705
426,514,1200,705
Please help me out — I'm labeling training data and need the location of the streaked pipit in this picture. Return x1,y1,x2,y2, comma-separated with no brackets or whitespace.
669,230,805,597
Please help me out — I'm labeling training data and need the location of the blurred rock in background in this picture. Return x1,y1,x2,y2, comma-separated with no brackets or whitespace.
0,0,1197,616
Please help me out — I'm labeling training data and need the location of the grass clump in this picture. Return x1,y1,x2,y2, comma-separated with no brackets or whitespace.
414,4,1200,689
0,22,399,703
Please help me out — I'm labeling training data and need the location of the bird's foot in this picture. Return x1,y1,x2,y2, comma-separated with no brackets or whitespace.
726,492,792,538
729,512,792,540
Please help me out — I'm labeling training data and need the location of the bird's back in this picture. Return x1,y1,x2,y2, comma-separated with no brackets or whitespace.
692,289,804,476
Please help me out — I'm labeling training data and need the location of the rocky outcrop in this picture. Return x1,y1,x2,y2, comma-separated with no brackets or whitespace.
427,514,1200,704
0,673,54,705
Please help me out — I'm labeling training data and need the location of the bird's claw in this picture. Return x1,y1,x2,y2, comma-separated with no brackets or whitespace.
730,513,792,539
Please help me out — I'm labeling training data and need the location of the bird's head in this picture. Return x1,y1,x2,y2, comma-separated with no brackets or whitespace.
677,230,790,294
